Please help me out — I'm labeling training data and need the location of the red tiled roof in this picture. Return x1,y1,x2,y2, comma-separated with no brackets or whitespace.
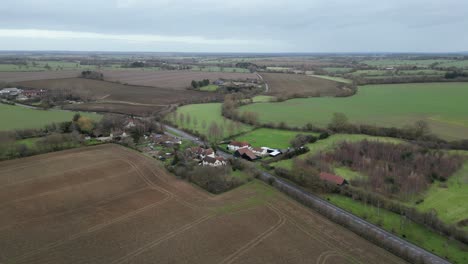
236,148,257,160
319,172,346,185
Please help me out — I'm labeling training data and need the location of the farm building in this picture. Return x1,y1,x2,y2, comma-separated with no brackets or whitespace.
319,172,348,186
234,148,259,161
251,147,268,156
0,87,22,97
22,89,47,98
186,146,215,160
201,156,227,167
263,147,282,157
227,141,250,151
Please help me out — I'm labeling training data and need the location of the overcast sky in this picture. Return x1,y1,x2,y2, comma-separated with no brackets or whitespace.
0,0,467,52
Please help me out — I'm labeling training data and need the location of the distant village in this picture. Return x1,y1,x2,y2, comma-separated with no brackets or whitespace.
0,87,47,101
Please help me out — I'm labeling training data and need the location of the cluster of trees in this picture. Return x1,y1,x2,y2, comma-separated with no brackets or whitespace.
167,147,250,194
235,62,258,72
40,87,91,108
191,79,210,89
271,142,468,246
290,134,318,148
80,70,104,80
445,71,468,79
0,113,164,161
128,61,145,68
328,113,434,140
310,140,463,198
222,93,260,125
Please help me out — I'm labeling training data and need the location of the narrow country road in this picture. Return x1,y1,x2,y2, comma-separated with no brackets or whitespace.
256,72,269,93
161,123,451,264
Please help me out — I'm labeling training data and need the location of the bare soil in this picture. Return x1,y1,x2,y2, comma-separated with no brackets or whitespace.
261,73,343,97
0,144,406,264
101,70,259,90
17,78,222,115
0,71,81,83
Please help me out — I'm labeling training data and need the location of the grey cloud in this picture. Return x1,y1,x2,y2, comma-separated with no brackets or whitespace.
0,0,467,52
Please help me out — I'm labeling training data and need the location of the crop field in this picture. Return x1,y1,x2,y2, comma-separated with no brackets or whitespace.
170,103,252,139
101,70,258,89
0,104,101,131
361,59,468,69
240,82,468,140
199,84,219,91
234,128,318,149
260,73,343,97
190,65,250,73
323,67,354,73
0,71,81,83
273,134,403,170
18,78,221,115
0,144,406,264
361,59,454,68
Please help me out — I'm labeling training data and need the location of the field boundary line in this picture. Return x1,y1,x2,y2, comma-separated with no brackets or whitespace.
0,145,112,173
219,204,286,264
275,203,365,264
274,197,402,264
110,214,215,264
10,194,173,263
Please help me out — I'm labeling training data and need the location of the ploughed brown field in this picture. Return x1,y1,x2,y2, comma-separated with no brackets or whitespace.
0,144,406,264
261,72,343,97
0,71,81,83
101,70,259,89
18,78,221,115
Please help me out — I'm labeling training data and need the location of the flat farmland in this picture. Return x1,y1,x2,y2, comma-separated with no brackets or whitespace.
18,78,221,115
240,82,468,140
0,71,81,83
261,73,343,97
0,144,406,264
0,104,101,131
101,70,259,89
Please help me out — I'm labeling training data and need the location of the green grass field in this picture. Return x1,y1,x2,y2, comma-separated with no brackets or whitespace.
0,104,101,131
234,128,317,149
413,158,468,227
361,59,455,68
199,84,219,91
323,67,353,73
169,103,252,139
273,134,404,170
252,95,275,102
240,83,468,140
325,194,468,263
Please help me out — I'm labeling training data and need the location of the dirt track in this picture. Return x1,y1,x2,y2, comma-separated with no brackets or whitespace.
0,144,406,264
